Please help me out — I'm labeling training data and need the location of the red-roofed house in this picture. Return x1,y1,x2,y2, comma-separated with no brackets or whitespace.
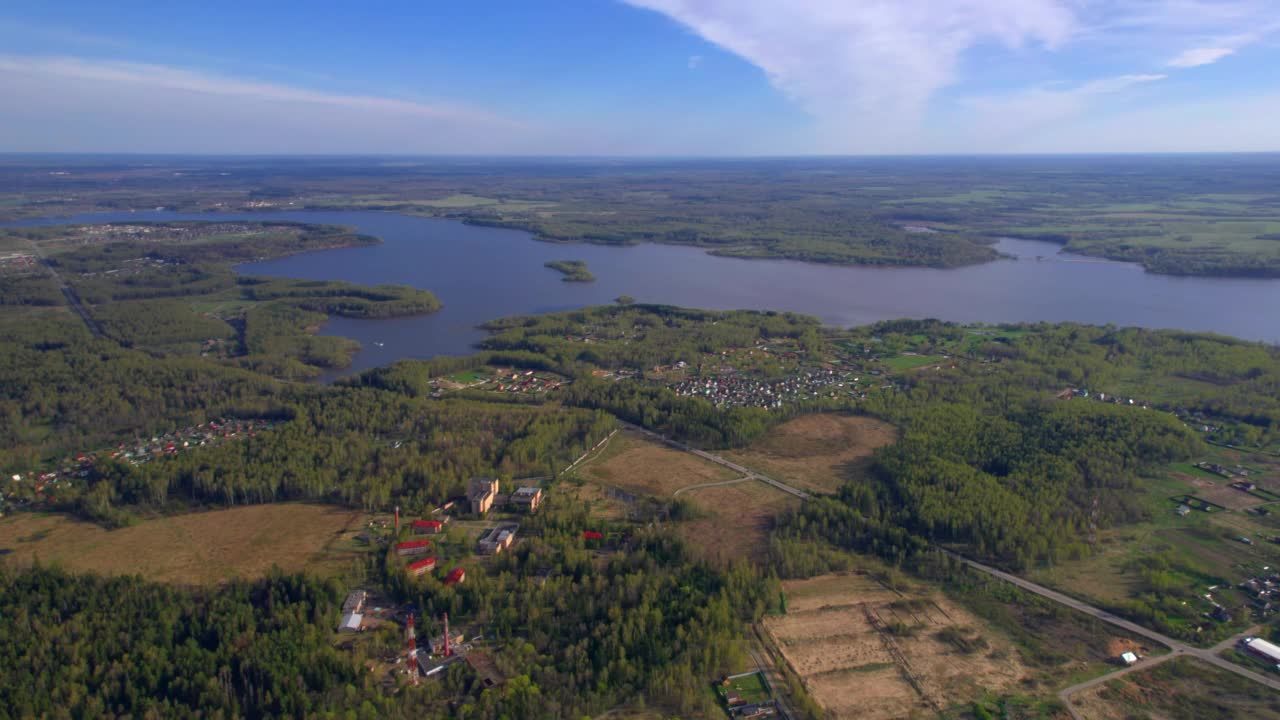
408,557,437,577
582,531,603,541
396,539,432,557
444,567,466,586
412,519,445,535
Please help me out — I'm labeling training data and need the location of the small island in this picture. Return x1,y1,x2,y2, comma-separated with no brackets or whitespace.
544,259,596,282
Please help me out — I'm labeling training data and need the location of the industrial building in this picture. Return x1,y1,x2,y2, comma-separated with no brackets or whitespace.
1241,637,1280,668
342,589,367,614
339,612,363,632
468,477,499,514
412,519,446,534
477,524,517,554
396,539,433,557
408,557,437,577
510,486,543,512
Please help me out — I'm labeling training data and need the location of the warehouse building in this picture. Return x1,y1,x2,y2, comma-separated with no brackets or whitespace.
1241,637,1280,668
396,539,433,557
413,519,446,534
408,557,437,577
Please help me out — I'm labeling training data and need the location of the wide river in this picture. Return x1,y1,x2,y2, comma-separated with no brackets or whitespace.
12,210,1280,377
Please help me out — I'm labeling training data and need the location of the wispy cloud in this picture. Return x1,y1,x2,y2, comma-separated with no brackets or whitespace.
0,54,528,154
687,54,703,69
1168,46,1236,67
0,55,511,125
954,73,1166,150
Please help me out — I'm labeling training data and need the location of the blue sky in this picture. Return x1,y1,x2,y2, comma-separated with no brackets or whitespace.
1,0,1278,155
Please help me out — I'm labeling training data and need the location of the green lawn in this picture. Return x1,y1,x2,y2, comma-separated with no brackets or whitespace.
717,671,771,705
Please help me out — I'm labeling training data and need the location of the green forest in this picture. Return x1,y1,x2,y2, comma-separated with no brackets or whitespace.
6,213,1280,715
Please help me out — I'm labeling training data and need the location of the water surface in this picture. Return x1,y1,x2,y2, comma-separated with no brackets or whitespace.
11,210,1280,378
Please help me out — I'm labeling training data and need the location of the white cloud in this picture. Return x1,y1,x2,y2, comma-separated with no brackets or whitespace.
624,0,1077,150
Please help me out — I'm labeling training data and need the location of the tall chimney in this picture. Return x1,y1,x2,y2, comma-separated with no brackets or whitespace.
443,612,451,658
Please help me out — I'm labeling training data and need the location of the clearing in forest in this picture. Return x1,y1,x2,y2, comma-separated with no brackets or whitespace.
574,431,796,561
764,573,1028,720
724,414,898,493
0,503,368,584
578,432,738,497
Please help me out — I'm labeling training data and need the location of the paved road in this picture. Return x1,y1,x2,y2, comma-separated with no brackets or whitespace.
26,238,103,337
946,550,1280,716
620,422,811,500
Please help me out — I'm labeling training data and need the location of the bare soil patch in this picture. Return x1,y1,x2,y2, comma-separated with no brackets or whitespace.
765,573,1028,720
1182,476,1265,510
724,414,897,493
0,504,367,584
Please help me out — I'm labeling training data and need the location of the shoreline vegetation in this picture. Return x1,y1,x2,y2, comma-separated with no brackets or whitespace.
543,258,595,282
7,156,1280,278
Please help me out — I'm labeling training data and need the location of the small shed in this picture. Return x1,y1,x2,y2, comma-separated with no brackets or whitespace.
1120,651,1138,666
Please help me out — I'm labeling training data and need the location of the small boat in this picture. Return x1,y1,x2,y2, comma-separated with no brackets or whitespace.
374,341,385,347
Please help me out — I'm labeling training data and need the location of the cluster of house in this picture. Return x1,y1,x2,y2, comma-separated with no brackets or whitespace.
394,518,466,586
489,370,568,395
0,251,38,275
670,367,862,410
1197,461,1257,482
1057,387,1149,408
104,419,273,466
1238,571,1280,616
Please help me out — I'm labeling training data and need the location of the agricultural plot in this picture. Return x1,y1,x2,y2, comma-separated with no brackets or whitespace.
764,573,1028,720
0,504,369,584
723,414,897,494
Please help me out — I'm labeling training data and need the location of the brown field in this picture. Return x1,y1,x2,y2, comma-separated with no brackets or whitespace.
677,480,800,562
1182,476,1266,511
579,432,738,497
575,432,796,562
1071,657,1280,720
0,504,368,584
765,573,1029,720
724,414,898,493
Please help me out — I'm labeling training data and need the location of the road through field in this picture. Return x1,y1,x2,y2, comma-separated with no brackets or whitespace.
618,422,811,500
944,552,1280,717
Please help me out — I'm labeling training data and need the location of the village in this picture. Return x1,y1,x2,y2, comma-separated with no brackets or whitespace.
0,418,273,516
